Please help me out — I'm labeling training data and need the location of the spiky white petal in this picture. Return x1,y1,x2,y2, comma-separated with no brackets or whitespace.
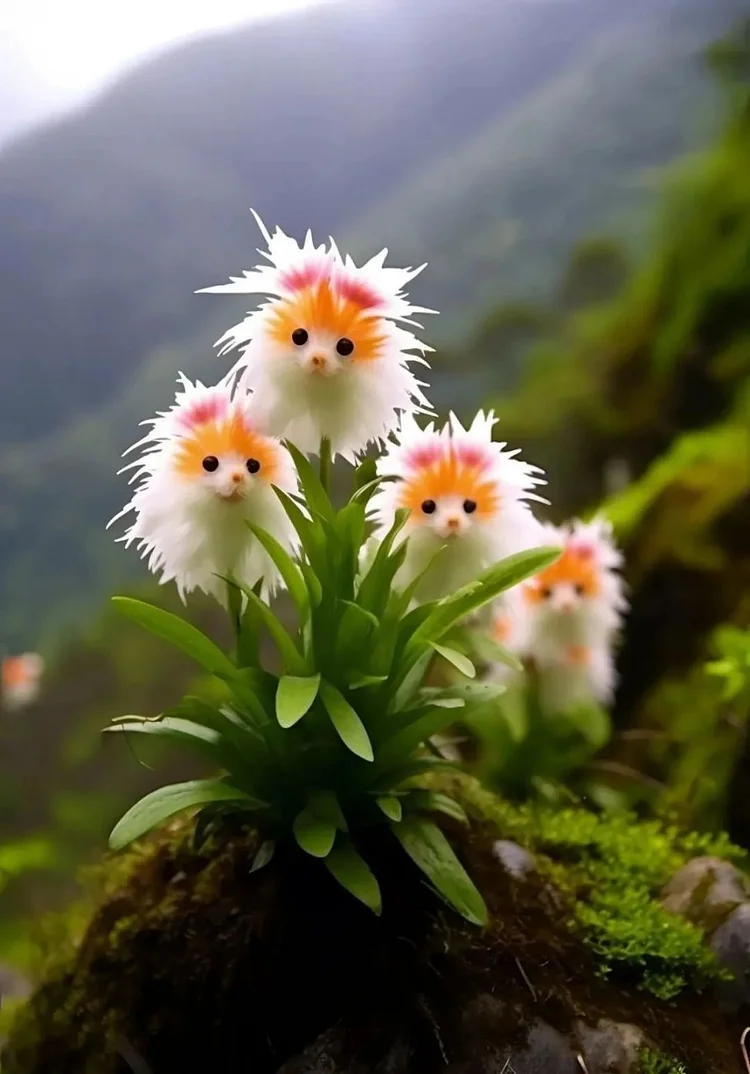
369,410,547,605
197,210,435,461
109,377,299,603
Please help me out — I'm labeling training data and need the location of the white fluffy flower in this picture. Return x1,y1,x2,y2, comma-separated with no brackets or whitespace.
519,516,628,712
369,411,546,604
109,377,299,602
1,653,44,710
197,210,434,462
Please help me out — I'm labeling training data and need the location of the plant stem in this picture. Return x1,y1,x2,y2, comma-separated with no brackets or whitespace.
319,436,332,497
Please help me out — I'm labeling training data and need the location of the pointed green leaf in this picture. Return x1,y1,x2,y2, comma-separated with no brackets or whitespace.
425,697,466,710
274,488,327,576
320,680,374,762
376,795,403,822
413,546,561,646
293,809,336,858
109,778,261,851
247,522,308,616
111,597,235,676
104,716,234,770
468,629,524,672
276,674,320,728
351,455,378,494
308,790,348,832
374,705,463,766
238,584,307,675
284,441,335,522
406,790,469,825
392,816,487,926
368,756,457,792
350,673,388,690
325,835,382,915
250,840,276,873
430,643,476,679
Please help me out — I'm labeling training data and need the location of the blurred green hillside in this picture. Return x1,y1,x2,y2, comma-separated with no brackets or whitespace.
0,0,746,649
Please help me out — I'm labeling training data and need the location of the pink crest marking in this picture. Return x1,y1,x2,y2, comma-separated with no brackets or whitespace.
335,274,384,312
570,542,595,561
405,442,444,470
279,261,327,294
454,443,493,470
178,394,227,431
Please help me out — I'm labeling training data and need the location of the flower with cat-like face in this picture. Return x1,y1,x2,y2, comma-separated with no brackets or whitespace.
109,377,299,602
198,210,434,461
1,653,44,710
370,411,546,604
520,517,627,711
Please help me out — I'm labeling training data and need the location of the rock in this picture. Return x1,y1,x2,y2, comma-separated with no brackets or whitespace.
576,1019,646,1074
501,1019,580,1074
492,840,537,880
710,902,750,1012
661,857,748,933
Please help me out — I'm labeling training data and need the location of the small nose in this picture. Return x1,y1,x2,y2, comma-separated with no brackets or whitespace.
310,354,327,371
446,516,460,530
230,471,243,485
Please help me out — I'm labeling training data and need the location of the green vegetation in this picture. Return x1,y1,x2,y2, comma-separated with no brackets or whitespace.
464,778,742,999
638,1049,688,1074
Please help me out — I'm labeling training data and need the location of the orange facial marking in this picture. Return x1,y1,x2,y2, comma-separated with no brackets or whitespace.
173,412,280,482
398,452,499,520
2,657,34,688
493,615,511,643
268,280,387,363
524,545,601,604
566,644,590,666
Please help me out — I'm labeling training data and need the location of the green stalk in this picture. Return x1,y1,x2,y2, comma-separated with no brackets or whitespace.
319,436,332,497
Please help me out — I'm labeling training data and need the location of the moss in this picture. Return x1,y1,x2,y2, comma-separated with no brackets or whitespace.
3,787,747,1073
638,1046,689,1074
460,775,744,999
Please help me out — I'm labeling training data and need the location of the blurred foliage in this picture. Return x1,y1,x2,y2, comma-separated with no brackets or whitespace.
458,15,750,840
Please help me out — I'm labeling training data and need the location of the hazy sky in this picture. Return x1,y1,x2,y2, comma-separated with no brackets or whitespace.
2,0,331,99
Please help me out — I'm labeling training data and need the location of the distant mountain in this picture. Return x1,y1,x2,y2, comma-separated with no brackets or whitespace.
0,0,745,648
0,49,59,148
0,0,698,447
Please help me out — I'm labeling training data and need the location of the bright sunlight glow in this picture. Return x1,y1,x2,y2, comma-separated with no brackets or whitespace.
2,0,332,97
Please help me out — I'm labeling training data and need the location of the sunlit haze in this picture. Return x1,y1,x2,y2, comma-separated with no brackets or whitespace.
2,0,332,100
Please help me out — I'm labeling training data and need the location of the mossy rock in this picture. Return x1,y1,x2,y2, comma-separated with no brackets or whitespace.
3,782,747,1074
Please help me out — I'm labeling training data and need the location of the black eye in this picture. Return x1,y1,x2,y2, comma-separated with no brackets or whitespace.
292,328,308,346
539,586,552,600
574,583,586,597
336,337,354,357
246,458,260,474
202,456,219,472
421,499,436,515
463,499,477,514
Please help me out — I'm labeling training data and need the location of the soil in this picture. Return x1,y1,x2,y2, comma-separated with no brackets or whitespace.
2,818,746,1074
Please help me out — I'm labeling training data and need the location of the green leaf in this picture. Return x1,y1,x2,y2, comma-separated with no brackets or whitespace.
325,835,382,915
274,488,327,576
424,697,465,709
109,778,261,851
391,816,488,926
320,680,374,762
284,441,336,522
276,674,320,728
247,522,308,616
374,705,463,765
369,756,457,792
104,716,234,770
406,790,469,825
351,455,378,494
250,840,276,873
308,789,348,832
293,809,336,858
350,673,388,690
375,795,403,822
412,546,561,647
357,508,410,612
239,585,307,675
430,643,476,679
467,630,524,672
111,597,235,677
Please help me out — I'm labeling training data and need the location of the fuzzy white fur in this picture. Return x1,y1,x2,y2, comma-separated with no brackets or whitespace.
198,210,435,462
109,377,299,603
